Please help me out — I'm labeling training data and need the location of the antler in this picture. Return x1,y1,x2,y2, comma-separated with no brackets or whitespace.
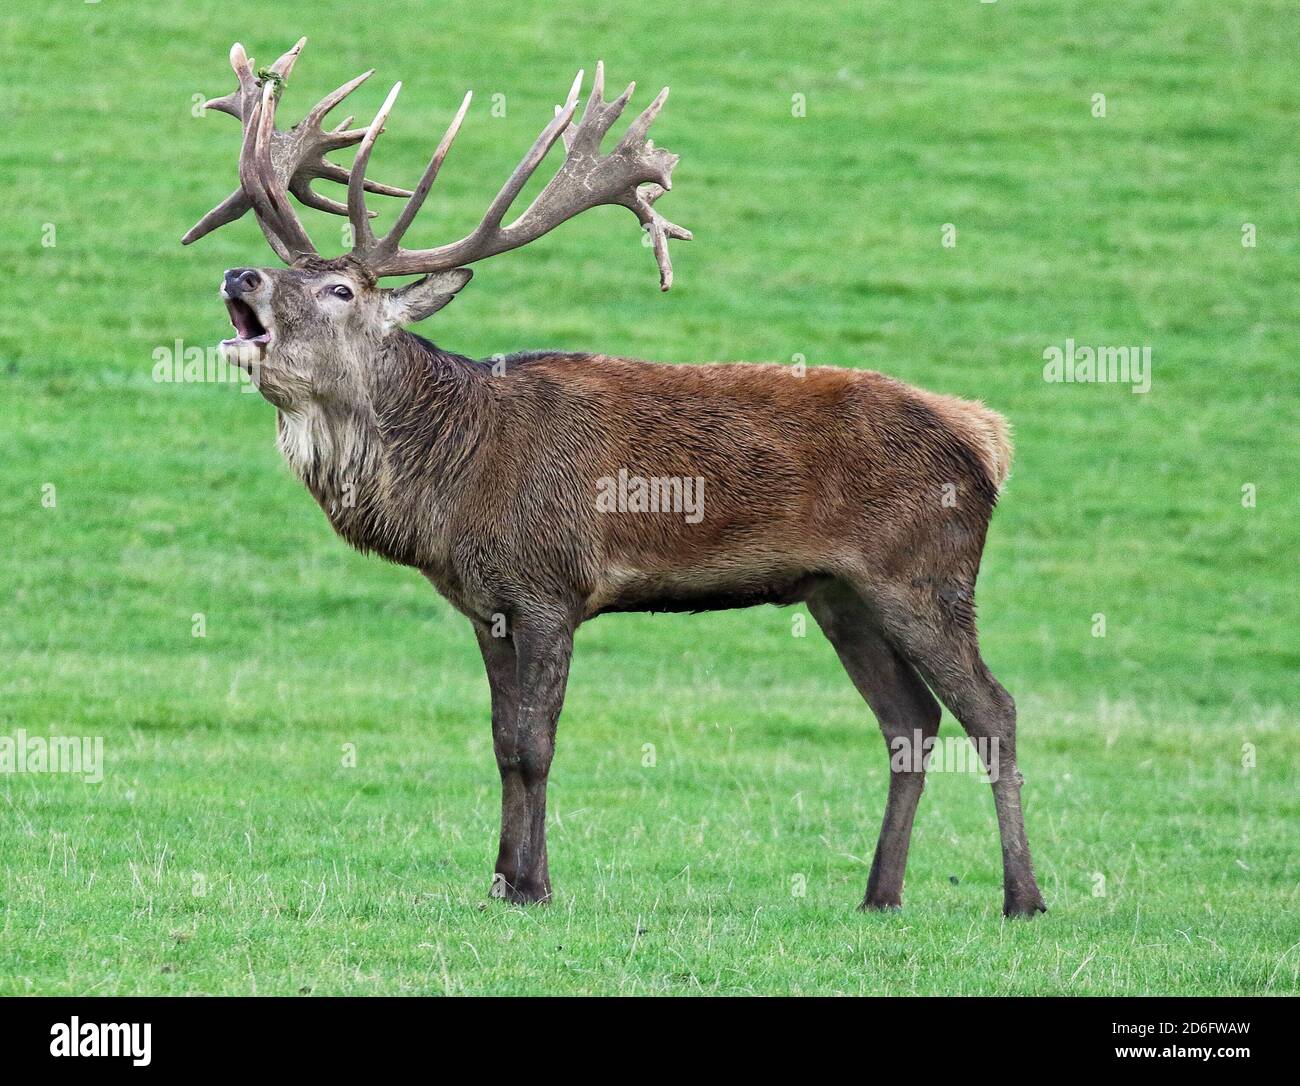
186,45,690,290
182,38,411,253
348,61,691,289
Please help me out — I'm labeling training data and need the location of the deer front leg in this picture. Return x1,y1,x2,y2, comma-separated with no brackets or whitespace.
474,624,525,900
479,611,573,905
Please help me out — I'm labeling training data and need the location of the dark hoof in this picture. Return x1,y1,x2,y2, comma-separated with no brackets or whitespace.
490,873,551,905
1003,896,1048,918
860,897,903,912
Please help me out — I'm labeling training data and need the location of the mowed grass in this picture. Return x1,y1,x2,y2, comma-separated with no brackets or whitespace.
0,0,1297,994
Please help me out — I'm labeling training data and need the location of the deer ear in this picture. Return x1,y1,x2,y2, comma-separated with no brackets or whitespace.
382,269,473,327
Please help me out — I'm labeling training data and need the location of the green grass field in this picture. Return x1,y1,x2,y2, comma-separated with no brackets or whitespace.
1,0,1297,995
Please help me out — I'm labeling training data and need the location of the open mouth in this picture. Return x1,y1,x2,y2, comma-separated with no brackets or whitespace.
223,297,269,344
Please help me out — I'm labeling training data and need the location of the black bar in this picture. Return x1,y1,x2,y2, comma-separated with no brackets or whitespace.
2,995,1290,1072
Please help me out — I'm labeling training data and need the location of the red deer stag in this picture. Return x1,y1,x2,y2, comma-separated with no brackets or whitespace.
184,38,1046,916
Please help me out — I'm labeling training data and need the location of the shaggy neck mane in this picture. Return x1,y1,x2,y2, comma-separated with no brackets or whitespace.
277,330,494,565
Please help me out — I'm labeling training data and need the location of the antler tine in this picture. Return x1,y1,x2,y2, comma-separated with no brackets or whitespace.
253,81,319,259
314,160,412,198
633,181,692,291
318,126,370,151
565,68,588,112
181,190,252,245
237,95,294,263
292,174,409,216
203,93,242,118
204,42,256,117
347,82,403,252
473,70,584,239
289,177,354,217
303,69,374,133
378,90,473,255
580,60,605,125
559,61,602,152
558,64,636,161
601,81,638,138
269,36,307,80
618,85,669,155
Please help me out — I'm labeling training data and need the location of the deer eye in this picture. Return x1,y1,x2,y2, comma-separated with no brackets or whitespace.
329,284,353,300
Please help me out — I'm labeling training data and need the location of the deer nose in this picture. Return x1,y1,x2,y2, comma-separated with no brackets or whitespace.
223,268,262,295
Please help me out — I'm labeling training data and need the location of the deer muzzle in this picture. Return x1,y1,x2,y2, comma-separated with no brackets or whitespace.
219,268,272,366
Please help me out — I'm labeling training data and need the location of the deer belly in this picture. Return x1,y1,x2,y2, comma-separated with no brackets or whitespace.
586,563,824,617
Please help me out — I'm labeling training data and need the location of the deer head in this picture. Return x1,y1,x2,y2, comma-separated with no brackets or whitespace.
186,38,690,408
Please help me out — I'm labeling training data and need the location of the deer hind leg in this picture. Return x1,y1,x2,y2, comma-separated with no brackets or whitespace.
866,579,1047,918
808,582,942,910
